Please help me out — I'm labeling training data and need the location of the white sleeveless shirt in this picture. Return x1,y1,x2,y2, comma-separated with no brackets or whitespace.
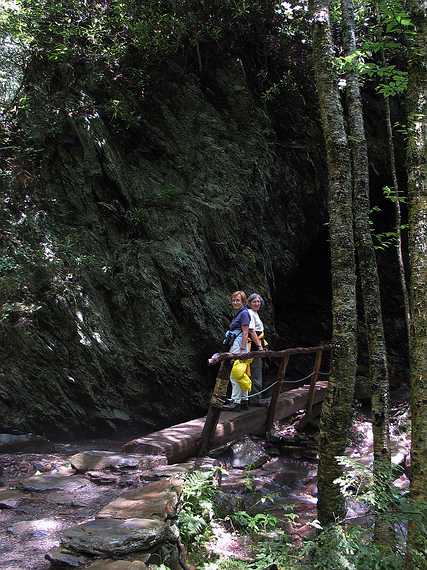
248,309,264,333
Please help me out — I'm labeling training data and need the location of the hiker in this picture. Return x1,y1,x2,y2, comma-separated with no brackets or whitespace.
222,290,251,411
248,293,267,406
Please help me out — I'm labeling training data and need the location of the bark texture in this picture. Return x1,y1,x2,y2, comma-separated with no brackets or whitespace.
341,0,391,543
406,1,427,567
310,0,358,524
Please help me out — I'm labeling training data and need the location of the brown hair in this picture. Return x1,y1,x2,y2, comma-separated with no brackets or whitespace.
230,290,247,305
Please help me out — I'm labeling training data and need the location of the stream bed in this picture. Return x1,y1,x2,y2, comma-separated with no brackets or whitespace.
0,407,410,570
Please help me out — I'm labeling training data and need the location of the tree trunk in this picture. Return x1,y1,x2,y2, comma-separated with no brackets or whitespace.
340,0,392,544
405,1,427,567
310,0,358,525
374,0,411,342
382,86,411,342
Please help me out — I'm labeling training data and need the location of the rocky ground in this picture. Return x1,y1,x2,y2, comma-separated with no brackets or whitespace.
0,402,411,570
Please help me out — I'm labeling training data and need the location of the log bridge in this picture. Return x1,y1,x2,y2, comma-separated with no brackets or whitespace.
198,344,331,456
124,345,331,464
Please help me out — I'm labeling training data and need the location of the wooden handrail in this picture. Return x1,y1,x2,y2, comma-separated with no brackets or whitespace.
199,342,332,457
210,344,332,364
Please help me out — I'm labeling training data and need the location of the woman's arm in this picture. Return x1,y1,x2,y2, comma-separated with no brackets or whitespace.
249,328,263,349
240,324,249,352
255,332,264,349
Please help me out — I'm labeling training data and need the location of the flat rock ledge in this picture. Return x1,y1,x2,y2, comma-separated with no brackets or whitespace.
97,478,184,520
46,476,188,568
69,451,167,473
20,472,88,493
139,457,218,481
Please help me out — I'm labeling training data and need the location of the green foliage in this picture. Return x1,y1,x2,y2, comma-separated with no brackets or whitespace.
175,459,424,570
369,187,408,251
305,525,404,570
177,470,218,548
250,531,295,569
229,510,279,534
1,0,275,116
335,0,413,98
0,32,24,107
372,230,405,251
126,207,145,226
336,50,408,97
334,457,402,511
382,185,406,204
333,456,427,538
199,529,296,569
215,561,249,570
242,472,256,492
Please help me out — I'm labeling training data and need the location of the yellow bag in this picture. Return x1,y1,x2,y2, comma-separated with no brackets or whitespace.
231,359,252,392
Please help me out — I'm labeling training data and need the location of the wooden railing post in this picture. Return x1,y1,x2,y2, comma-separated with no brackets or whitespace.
198,361,229,457
305,349,323,418
265,354,290,438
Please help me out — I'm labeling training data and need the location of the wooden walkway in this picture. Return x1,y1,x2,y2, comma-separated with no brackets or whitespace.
124,381,328,464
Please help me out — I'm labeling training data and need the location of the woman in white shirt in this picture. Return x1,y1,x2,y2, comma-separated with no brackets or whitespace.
247,293,265,406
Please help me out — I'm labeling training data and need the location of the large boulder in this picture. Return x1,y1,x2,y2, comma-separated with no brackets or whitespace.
230,437,270,469
60,518,178,557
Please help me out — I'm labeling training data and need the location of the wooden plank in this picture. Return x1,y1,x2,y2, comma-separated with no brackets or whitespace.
305,349,323,417
198,362,229,457
198,407,221,458
209,361,230,408
265,354,290,437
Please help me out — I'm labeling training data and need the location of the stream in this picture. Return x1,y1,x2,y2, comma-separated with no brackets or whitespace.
0,406,410,570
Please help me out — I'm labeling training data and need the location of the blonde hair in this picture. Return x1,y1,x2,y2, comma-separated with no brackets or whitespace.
230,290,247,305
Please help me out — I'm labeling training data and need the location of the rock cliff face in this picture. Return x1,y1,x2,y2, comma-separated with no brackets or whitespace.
1,59,331,436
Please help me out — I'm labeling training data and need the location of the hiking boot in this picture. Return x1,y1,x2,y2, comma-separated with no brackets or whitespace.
221,401,241,411
240,400,249,410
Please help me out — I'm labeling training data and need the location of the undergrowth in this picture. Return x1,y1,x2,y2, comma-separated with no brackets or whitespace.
173,461,426,570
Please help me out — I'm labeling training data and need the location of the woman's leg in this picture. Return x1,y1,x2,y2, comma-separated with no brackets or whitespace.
230,378,243,403
251,358,263,402
241,389,249,409
228,335,245,404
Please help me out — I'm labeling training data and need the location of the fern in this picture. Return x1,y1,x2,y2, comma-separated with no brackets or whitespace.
178,510,208,543
177,470,218,549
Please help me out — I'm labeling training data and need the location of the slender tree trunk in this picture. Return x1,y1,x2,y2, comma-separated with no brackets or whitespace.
382,83,411,342
405,1,427,567
340,0,392,544
375,0,411,341
310,0,358,525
